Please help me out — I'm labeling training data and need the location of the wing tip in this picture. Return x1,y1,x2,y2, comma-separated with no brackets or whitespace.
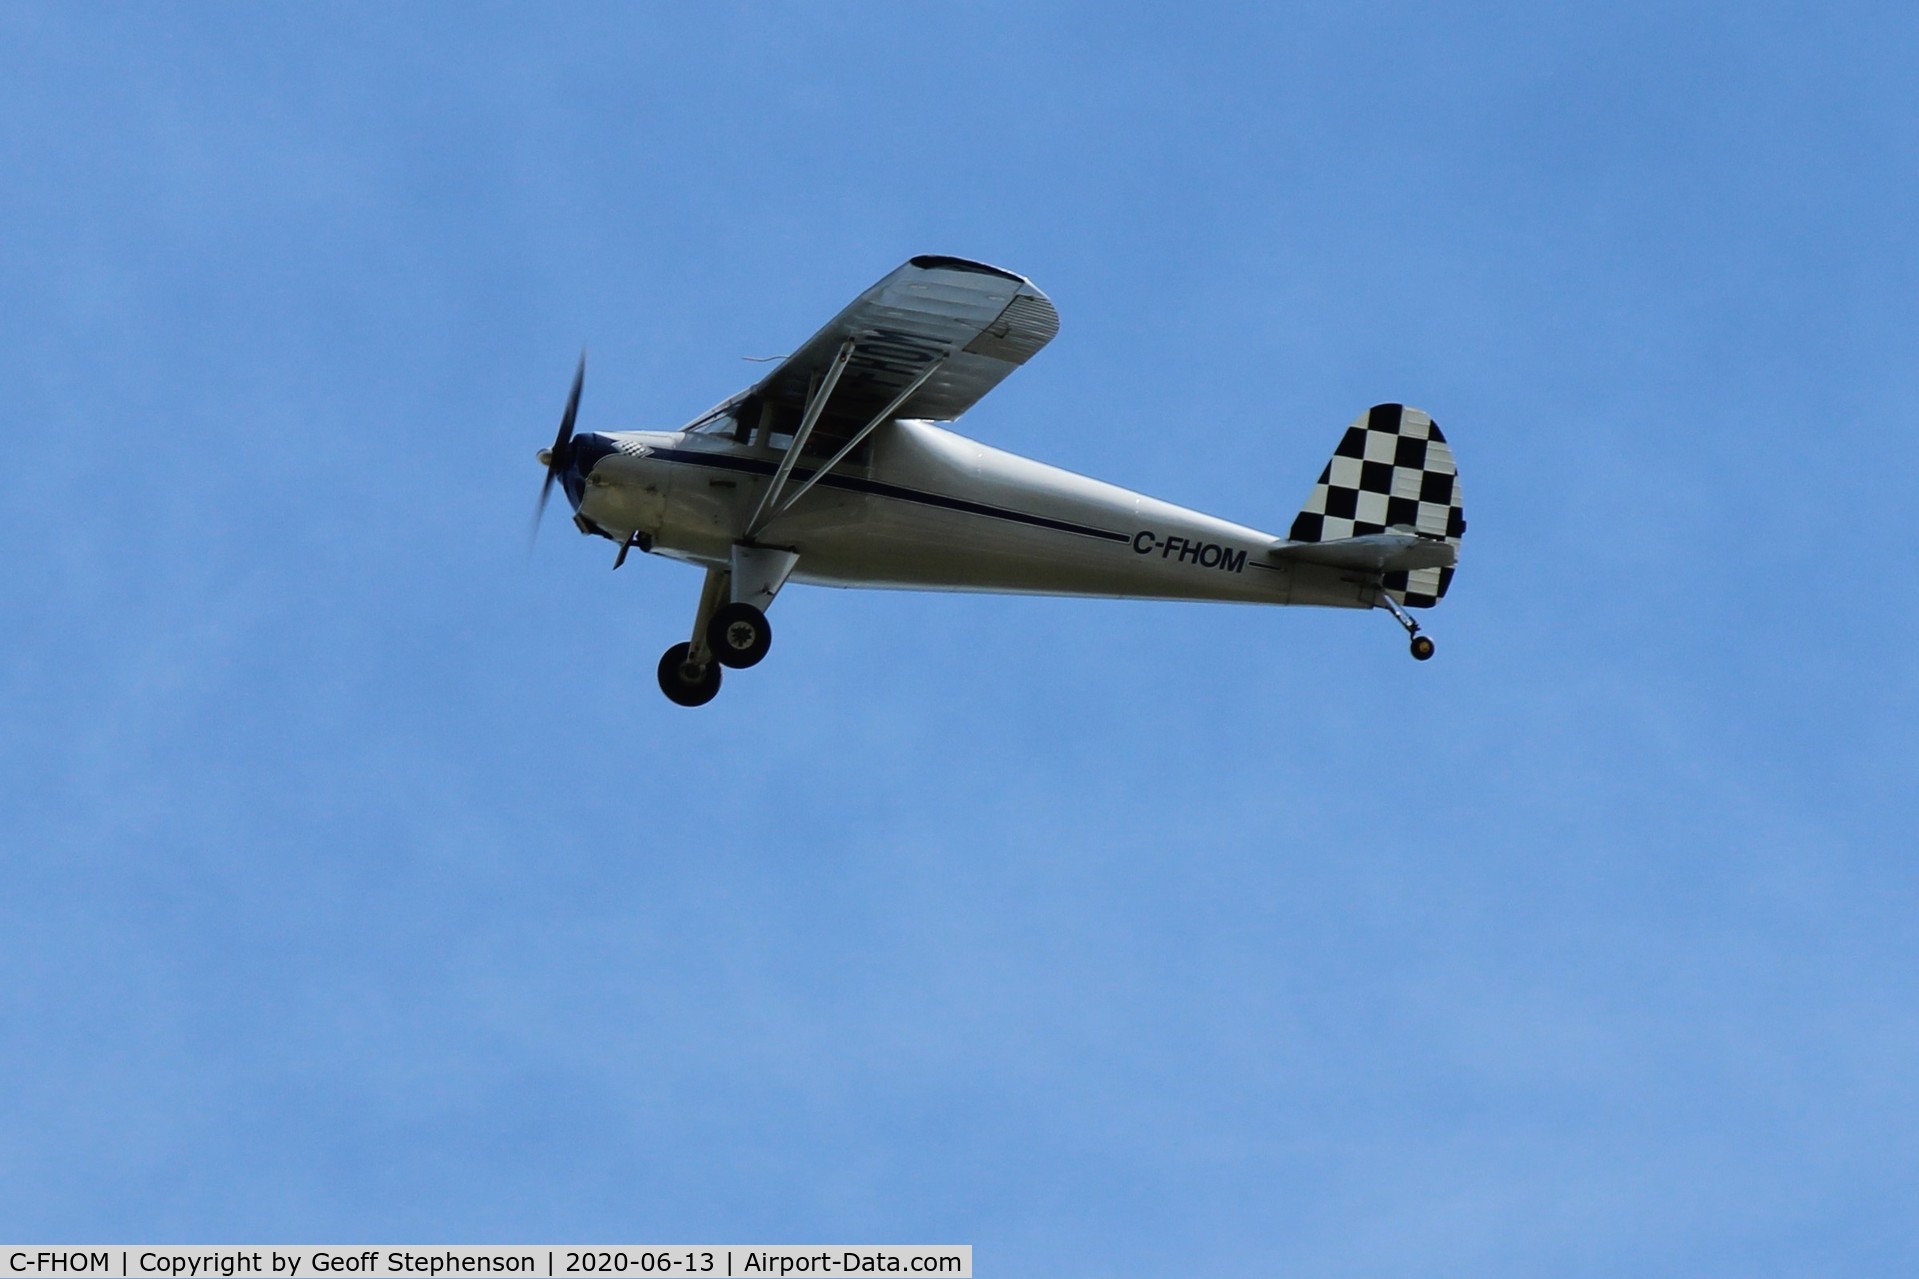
908,254,1027,283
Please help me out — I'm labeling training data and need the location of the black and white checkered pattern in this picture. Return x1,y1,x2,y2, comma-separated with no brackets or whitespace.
1288,404,1465,608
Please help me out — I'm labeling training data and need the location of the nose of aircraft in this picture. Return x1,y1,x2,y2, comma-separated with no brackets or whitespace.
536,432,619,508
558,432,618,507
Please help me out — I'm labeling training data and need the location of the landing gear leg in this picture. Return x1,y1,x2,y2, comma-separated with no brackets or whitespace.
657,567,730,705
1378,588,1436,661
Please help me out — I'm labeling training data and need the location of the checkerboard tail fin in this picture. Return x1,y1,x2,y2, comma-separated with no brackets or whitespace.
1287,404,1465,608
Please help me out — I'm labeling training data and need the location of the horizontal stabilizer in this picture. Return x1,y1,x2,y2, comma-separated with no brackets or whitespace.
1270,531,1457,574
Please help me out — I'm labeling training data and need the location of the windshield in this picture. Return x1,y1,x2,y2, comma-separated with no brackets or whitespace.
687,409,737,436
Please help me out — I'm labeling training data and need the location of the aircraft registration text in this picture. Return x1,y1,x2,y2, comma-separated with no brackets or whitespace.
1131,531,1246,573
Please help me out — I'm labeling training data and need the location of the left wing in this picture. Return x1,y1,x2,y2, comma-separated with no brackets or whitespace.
728,256,1059,448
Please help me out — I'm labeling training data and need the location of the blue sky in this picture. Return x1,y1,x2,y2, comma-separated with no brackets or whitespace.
3,3,1915,1273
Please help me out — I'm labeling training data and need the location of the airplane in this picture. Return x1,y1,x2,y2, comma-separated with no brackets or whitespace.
533,255,1464,706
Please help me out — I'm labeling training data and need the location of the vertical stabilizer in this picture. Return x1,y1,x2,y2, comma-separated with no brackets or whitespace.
1288,404,1464,607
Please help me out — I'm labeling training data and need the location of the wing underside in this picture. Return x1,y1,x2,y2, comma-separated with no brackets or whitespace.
724,256,1059,449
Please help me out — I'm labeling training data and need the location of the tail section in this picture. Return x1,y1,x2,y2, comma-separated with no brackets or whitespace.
1287,404,1464,607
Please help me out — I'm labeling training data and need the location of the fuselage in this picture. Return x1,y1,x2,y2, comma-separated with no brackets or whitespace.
561,418,1371,610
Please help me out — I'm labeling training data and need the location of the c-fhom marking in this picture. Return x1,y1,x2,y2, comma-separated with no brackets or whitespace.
1131,531,1248,573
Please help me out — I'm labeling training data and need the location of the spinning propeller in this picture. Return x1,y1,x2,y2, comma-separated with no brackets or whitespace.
532,353,585,542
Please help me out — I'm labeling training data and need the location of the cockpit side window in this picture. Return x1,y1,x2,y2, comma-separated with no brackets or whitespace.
685,399,867,462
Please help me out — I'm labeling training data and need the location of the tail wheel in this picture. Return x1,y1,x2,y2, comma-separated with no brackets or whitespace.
658,642,722,706
1410,635,1436,661
706,601,772,669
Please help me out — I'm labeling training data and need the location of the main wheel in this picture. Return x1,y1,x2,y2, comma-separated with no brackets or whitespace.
657,642,722,706
1410,635,1436,661
706,601,772,669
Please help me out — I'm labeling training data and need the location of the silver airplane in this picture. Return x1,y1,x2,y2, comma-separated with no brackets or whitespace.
533,256,1465,705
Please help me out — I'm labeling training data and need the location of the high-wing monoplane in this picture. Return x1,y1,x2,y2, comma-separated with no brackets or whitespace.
533,256,1465,705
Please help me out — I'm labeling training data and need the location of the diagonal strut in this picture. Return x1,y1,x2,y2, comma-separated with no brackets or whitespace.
762,355,947,526
744,338,855,538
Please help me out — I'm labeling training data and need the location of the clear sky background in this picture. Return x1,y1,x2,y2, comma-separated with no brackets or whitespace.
3,3,1915,1273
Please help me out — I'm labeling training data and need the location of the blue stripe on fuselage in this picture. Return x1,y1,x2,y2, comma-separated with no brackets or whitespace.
644,447,1132,544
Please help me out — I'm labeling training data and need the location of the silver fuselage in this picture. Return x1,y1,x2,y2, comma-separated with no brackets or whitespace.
565,419,1370,610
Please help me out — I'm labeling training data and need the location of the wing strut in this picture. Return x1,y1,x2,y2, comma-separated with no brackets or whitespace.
744,343,951,540
744,338,855,538
759,356,946,527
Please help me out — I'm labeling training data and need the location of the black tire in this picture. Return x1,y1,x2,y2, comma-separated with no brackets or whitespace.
1410,635,1436,661
657,642,722,706
706,601,772,669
